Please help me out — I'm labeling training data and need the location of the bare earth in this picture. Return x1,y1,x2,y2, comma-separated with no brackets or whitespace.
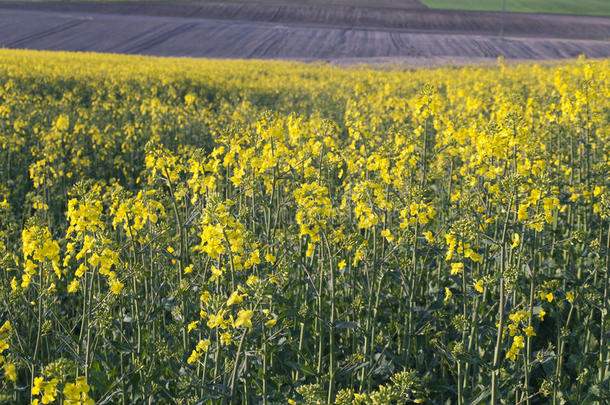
0,1,609,62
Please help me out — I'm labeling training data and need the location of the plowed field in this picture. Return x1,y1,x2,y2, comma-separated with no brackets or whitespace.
0,1,609,61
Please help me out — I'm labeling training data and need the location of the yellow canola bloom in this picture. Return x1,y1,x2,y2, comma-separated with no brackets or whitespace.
539,310,547,321
226,290,245,306
4,363,16,382
188,321,199,333
63,376,94,405
234,310,254,328
450,262,464,276
67,279,79,293
444,287,452,302
109,279,124,295
523,326,536,338
511,233,520,249
423,231,434,243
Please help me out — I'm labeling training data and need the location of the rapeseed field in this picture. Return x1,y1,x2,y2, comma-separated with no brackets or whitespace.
0,50,609,404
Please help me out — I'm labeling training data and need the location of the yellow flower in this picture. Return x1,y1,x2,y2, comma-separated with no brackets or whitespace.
306,242,315,258
423,231,434,243
184,264,193,274
200,291,211,303
187,321,199,333
21,273,32,289
42,393,55,404
209,266,223,283
196,339,211,353
511,233,520,249
88,253,101,268
226,290,245,306
529,189,541,205
523,326,536,337
246,275,258,287
187,350,201,364
207,309,227,329
517,204,529,221
464,248,482,263
566,291,575,303
0,320,11,333
75,263,87,278
4,362,16,381
245,249,261,268
234,309,254,328
63,376,93,404
450,262,463,276
110,279,124,295
54,114,70,131
265,253,276,264
220,332,233,345
538,309,547,321
508,323,519,336
381,229,394,243
506,335,526,361
32,376,44,396
67,279,79,293
473,280,484,293
514,335,525,348
444,287,452,302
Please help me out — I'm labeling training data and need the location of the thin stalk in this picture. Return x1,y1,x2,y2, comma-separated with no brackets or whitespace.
228,329,248,403
322,230,336,404
492,194,513,403
598,223,609,385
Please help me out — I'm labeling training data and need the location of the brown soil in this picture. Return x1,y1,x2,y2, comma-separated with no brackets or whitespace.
0,1,608,61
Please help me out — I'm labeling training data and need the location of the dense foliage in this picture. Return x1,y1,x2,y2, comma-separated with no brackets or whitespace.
0,50,609,404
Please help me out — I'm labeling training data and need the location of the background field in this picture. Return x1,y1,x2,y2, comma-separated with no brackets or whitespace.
2,0,610,15
3,0,427,7
205,0,610,15
1,1,609,61
421,0,610,16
